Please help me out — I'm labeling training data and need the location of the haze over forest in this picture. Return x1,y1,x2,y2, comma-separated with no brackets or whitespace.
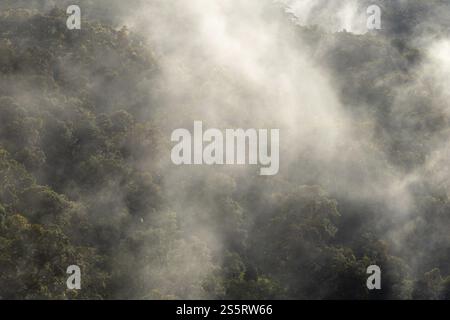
1,0,450,299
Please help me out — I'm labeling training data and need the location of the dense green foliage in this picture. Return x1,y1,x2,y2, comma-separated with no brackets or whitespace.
0,2,450,299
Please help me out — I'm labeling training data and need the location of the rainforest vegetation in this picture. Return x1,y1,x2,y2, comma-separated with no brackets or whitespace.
0,0,450,299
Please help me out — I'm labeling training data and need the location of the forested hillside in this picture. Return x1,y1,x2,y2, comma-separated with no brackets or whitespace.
0,1,450,299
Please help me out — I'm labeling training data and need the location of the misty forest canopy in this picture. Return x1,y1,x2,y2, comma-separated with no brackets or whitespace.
1,0,450,300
